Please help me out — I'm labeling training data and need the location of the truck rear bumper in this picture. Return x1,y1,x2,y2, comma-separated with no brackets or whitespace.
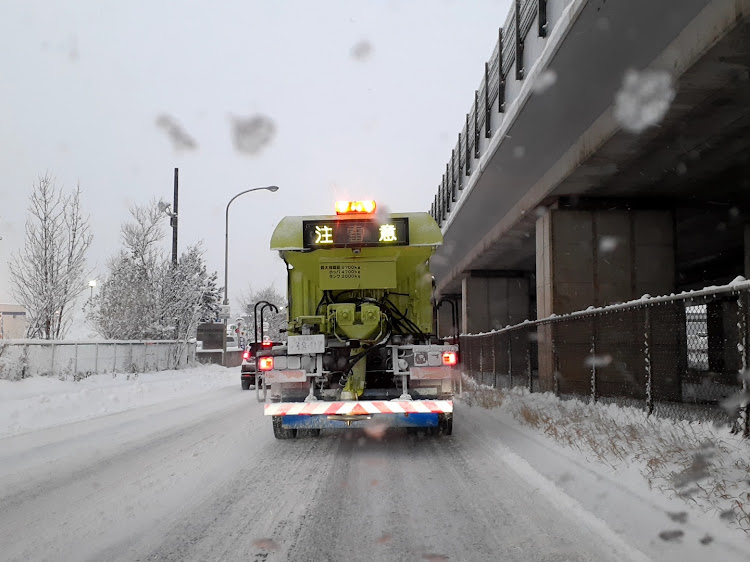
280,413,439,429
264,399,453,416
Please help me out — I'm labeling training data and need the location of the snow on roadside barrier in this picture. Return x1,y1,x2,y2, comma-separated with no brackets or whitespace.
0,365,237,438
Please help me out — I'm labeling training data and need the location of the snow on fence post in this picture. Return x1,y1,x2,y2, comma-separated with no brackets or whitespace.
94,343,99,374
50,343,56,378
526,343,533,392
478,337,484,384
112,343,117,373
644,306,653,416
737,292,749,437
552,335,559,396
507,332,513,388
492,332,498,388
129,343,134,372
590,330,597,403
74,343,78,376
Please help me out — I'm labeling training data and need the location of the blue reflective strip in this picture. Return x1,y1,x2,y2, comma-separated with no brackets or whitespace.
281,413,438,429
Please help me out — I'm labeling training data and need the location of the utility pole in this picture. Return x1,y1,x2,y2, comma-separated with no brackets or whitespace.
171,168,178,266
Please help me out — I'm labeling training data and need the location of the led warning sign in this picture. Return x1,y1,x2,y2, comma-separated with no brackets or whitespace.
302,218,409,249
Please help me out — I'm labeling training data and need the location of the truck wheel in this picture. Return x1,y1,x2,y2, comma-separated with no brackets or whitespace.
241,379,250,390
272,416,297,439
438,413,453,436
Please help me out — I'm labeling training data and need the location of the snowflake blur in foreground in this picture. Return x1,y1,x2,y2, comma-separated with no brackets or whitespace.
351,40,373,61
156,115,197,151
231,115,276,155
614,69,675,133
532,69,557,94
599,235,619,253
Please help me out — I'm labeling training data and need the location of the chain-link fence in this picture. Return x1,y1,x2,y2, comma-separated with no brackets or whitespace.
460,283,750,436
0,340,197,381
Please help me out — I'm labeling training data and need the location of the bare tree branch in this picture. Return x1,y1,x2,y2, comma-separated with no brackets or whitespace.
9,174,93,339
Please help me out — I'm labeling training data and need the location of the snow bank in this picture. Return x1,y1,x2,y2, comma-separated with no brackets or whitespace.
460,377,750,535
0,364,237,438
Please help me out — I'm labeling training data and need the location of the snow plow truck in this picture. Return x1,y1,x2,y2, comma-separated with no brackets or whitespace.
257,200,458,439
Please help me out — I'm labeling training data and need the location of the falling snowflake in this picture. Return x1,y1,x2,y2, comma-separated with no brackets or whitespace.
584,354,613,368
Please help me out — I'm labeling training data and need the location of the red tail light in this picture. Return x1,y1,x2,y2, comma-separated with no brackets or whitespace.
242,350,250,361
442,351,458,366
262,341,273,348
259,356,274,371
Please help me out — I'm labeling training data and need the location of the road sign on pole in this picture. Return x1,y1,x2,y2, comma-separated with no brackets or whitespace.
218,304,231,319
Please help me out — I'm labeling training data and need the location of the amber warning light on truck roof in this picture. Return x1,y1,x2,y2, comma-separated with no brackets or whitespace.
335,200,376,214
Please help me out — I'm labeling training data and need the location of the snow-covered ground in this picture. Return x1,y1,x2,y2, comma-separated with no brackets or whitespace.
0,367,749,561
0,364,236,437
460,378,750,559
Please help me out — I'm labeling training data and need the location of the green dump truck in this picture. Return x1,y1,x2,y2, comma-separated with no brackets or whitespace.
258,200,458,439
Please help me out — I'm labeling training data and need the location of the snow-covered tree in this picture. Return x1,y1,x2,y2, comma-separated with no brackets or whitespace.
239,285,287,341
88,201,222,345
198,270,222,323
9,174,93,339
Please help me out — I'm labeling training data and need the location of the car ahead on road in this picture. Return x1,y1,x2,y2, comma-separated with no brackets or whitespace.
226,335,240,351
241,340,281,390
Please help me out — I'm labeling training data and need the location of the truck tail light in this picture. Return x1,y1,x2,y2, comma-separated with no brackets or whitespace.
442,351,458,366
242,350,250,361
259,357,274,371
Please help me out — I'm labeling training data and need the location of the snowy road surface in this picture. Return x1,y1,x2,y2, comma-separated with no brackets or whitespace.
1,373,747,561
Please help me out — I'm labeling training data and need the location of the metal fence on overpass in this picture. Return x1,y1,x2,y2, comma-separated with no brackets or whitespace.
429,0,554,225
459,280,750,436
0,340,197,381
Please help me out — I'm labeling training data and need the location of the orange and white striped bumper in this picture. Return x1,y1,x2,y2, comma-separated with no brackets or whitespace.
264,400,453,416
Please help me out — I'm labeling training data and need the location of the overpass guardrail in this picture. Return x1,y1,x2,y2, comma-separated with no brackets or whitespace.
459,280,750,436
429,0,557,225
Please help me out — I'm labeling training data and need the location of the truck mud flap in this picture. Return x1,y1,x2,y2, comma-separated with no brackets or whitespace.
255,374,267,403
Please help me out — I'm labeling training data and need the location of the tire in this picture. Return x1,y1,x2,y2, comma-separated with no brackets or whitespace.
272,416,297,440
438,413,453,436
241,379,250,390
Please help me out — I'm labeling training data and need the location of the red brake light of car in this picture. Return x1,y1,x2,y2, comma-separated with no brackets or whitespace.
262,341,273,348
242,350,250,361
442,351,458,366
258,357,274,371
335,200,377,214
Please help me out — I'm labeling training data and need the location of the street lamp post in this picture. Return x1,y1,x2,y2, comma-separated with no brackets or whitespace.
88,279,97,301
222,186,279,361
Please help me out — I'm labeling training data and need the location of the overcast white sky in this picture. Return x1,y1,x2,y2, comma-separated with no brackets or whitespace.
0,0,511,315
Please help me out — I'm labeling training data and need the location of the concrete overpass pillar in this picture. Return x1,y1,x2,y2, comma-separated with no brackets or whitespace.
536,209,675,316
461,273,530,335
536,208,684,396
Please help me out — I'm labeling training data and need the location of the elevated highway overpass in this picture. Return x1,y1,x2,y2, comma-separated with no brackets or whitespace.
429,0,750,340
